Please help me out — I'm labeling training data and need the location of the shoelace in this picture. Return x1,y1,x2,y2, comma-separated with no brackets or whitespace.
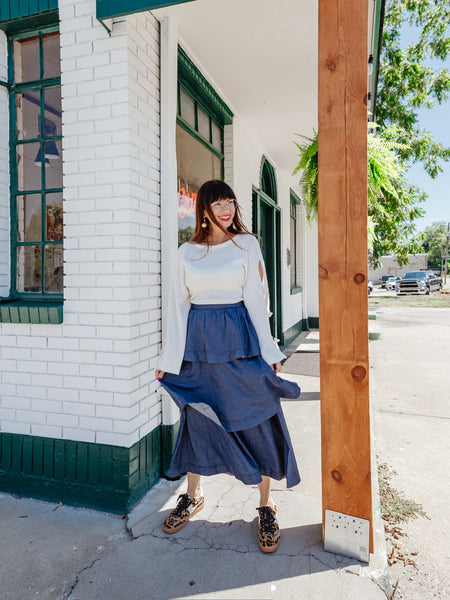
173,493,194,516
257,506,277,534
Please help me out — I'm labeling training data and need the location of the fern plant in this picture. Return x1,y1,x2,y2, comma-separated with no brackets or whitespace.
293,126,425,265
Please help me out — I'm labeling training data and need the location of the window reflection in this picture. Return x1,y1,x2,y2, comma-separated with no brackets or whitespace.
176,124,222,246
17,194,42,242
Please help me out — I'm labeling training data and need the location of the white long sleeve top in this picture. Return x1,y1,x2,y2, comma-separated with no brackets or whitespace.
157,233,285,375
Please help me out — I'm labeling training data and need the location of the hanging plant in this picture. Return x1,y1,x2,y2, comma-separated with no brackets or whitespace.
293,126,425,265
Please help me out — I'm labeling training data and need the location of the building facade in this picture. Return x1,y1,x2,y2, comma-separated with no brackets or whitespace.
0,0,380,512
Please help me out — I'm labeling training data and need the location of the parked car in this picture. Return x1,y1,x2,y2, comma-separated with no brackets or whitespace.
380,275,391,288
386,276,400,291
397,271,443,295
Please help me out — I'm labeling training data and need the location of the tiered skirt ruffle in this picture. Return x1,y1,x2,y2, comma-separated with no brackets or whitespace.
161,302,301,487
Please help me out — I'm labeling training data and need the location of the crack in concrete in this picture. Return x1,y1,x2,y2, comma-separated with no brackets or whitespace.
343,567,390,599
62,557,103,600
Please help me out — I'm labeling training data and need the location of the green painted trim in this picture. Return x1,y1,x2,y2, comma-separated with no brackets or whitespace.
0,2,57,27
368,313,377,320
308,317,319,329
259,157,277,203
0,300,63,324
7,26,63,300
290,189,302,205
178,46,233,126
290,286,302,295
97,0,196,20
370,0,385,119
280,318,306,349
0,425,179,513
369,331,381,340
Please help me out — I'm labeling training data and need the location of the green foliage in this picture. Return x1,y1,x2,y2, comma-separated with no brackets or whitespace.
292,133,318,221
293,128,425,266
377,0,450,177
420,220,448,268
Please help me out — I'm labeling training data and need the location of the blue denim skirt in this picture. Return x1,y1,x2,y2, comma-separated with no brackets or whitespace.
161,302,301,487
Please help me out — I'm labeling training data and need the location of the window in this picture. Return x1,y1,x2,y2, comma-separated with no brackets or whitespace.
9,28,63,298
290,192,301,293
176,47,233,246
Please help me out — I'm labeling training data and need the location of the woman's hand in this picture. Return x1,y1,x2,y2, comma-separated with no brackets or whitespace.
155,369,165,381
271,362,281,374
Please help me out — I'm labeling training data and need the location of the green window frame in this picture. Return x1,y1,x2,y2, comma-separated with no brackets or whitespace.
176,46,233,167
290,191,302,294
1,24,63,324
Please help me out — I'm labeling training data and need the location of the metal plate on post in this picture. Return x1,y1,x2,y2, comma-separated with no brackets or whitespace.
324,510,370,563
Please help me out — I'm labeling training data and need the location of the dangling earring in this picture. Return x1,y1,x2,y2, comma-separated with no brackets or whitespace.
201,217,208,229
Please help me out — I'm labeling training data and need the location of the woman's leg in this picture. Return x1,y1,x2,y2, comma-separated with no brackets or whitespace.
258,475,275,508
257,476,280,553
186,472,202,497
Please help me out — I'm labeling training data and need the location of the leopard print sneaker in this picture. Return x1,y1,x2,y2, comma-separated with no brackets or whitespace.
256,505,280,553
162,493,205,534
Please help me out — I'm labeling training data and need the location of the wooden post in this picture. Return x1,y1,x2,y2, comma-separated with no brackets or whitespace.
318,0,373,552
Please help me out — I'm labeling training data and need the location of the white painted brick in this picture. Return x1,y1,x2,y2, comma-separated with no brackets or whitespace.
63,401,95,416
16,410,47,424
31,424,62,438
79,416,113,431
47,413,79,428
2,372,31,385
1,421,31,435
63,428,96,442
1,396,31,410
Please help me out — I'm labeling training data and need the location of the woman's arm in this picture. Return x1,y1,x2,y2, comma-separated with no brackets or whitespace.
242,235,285,367
155,246,191,376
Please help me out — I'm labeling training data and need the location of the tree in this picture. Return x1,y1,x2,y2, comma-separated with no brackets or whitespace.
377,0,450,178
293,130,425,266
420,221,448,268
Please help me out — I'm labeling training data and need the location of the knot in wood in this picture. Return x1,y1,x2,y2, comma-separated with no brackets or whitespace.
326,60,336,71
351,365,366,382
353,273,365,284
363,93,368,106
318,265,329,278
331,469,342,482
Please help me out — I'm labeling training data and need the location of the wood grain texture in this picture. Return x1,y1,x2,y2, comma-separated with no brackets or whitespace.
318,0,373,551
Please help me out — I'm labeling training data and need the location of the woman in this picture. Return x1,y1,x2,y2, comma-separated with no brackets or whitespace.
155,180,300,553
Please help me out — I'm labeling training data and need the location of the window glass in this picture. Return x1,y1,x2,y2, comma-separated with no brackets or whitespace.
197,107,210,142
17,194,42,242
211,121,222,151
17,246,42,293
16,91,40,140
44,87,62,136
179,87,196,128
16,142,42,191
45,193,63,241
290,211,296,287
44,246,63,293
11,29,63,297
44,139,63,189
43,32,61,79
14,36,40,83
176,124,222,246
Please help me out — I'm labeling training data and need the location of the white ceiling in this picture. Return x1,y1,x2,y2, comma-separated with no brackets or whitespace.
153,0,318,183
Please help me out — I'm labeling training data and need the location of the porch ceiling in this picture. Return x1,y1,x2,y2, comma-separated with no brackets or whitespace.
153,0,318,184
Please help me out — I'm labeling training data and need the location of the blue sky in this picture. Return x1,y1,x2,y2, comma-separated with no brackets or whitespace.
398,23,450,230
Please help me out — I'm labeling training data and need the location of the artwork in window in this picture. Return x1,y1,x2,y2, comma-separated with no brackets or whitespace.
46,193,63,241
44,246,63,293
16,142,41,191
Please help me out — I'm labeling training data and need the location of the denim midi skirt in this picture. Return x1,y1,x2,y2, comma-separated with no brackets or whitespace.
160,302,301,488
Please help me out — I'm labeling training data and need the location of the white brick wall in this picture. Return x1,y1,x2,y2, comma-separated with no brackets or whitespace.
0,2,162,447
0,30,9,297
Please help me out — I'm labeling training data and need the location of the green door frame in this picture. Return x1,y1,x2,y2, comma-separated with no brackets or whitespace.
252,188,282,343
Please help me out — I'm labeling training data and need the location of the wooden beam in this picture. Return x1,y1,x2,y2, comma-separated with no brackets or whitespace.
318,0,373,552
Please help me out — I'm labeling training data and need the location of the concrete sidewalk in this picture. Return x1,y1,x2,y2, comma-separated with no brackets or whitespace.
0,333,388,600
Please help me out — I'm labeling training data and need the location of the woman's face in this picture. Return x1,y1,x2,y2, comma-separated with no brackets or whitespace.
207,198,236,230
